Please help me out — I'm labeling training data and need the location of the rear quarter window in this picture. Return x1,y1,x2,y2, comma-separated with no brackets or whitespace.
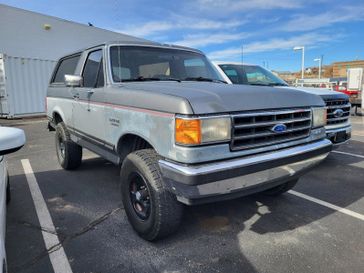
52,55,81,83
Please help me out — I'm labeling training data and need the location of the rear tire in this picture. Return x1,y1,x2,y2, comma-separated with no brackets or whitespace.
55,122,82,170
120,149,183,241
263,179,298,196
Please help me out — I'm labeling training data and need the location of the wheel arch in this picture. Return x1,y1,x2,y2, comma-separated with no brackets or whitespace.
116,133,155,163
51,106,66,125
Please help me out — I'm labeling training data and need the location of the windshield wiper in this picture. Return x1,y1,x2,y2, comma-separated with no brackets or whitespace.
184,77,227,83
247,83,270,86
121,76,181,83
161,77,181,82
121,76,161,82
267,83,288,87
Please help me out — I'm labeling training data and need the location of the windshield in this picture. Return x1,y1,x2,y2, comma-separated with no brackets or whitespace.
110,46,224,83
219,64,288,86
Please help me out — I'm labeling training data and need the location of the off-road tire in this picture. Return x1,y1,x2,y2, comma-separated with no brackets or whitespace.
120,149,183,241
263,179,298,196
55,122,82,170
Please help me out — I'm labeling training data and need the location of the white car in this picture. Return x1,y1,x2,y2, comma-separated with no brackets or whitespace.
0,127,25,273
213,62,352,146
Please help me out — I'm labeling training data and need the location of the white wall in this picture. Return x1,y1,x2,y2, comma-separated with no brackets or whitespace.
0,4,146,60
0,4,148,117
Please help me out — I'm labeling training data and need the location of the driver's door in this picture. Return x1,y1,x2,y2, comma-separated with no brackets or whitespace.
73,49,106,143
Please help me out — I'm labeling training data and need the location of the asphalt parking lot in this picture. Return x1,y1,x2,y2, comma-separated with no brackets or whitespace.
4,115,364,273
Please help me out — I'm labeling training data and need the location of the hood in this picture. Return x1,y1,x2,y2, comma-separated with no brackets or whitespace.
281,86,349,100
120,82,325,115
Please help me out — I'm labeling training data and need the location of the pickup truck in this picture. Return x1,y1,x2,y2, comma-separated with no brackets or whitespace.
213,62,352,146
47,41,332,240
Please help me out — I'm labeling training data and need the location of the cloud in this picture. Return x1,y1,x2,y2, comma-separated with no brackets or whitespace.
169,32,251,48
119,18,244,37
195,0,303,12
279,5,364,32
119,21,173,37
208,32,339,60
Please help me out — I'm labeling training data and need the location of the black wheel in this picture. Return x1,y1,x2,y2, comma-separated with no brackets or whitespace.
120,149,183,241
263,179,298,196
55,122,82,170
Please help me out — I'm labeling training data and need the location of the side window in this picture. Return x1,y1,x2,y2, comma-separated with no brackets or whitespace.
96,61,104,87
52,55,80,83
82,50,104,88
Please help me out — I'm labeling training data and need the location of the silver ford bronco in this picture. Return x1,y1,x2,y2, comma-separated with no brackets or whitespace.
47,41,332,240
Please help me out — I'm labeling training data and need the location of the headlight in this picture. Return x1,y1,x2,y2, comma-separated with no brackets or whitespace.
175,116,231,145
312,107,327,128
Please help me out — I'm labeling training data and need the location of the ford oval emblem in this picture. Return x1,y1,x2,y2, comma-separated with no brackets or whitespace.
333,109,344,118
271,124,287,133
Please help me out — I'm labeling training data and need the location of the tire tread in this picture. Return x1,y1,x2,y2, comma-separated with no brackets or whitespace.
55,122,82,170
121,149,183,241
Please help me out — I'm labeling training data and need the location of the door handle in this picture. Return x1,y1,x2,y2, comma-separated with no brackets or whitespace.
87,90,94,95
73,93,79,99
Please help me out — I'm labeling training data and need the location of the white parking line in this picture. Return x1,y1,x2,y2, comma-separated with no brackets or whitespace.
289,190,364,221
332,150,364,159
21,159,73,273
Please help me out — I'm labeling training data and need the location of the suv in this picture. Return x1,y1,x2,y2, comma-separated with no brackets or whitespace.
214,62,352,146
47,41,332,240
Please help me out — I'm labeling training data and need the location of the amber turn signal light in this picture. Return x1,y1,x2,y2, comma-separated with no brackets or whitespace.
175,118,201,145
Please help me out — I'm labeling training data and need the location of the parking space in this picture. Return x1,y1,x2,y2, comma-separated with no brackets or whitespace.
4,116,364,273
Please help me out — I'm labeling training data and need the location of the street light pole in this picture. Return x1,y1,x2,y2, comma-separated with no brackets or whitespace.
314,58,322,79
293,46,305,86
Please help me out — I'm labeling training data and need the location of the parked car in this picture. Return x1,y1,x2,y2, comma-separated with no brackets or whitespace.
214,62,351,146
0,126,26,273
47,41,332,240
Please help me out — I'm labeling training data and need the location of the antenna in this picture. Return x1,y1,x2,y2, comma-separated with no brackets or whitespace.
241,44,243,64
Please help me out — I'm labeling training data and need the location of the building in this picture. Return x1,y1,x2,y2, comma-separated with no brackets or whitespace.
332,60,364,78
0,4,146,117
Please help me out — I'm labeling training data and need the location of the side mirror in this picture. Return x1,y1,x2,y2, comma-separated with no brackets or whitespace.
0,127,26,156
65,74,83,87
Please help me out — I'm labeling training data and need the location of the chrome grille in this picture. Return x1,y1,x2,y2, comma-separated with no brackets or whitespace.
231,109,312,151
325,99,351,125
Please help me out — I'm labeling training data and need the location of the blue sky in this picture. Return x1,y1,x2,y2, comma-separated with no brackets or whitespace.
1,0,364,71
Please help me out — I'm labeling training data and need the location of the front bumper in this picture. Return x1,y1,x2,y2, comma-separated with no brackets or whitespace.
159,139,332,205
326,125,351,146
